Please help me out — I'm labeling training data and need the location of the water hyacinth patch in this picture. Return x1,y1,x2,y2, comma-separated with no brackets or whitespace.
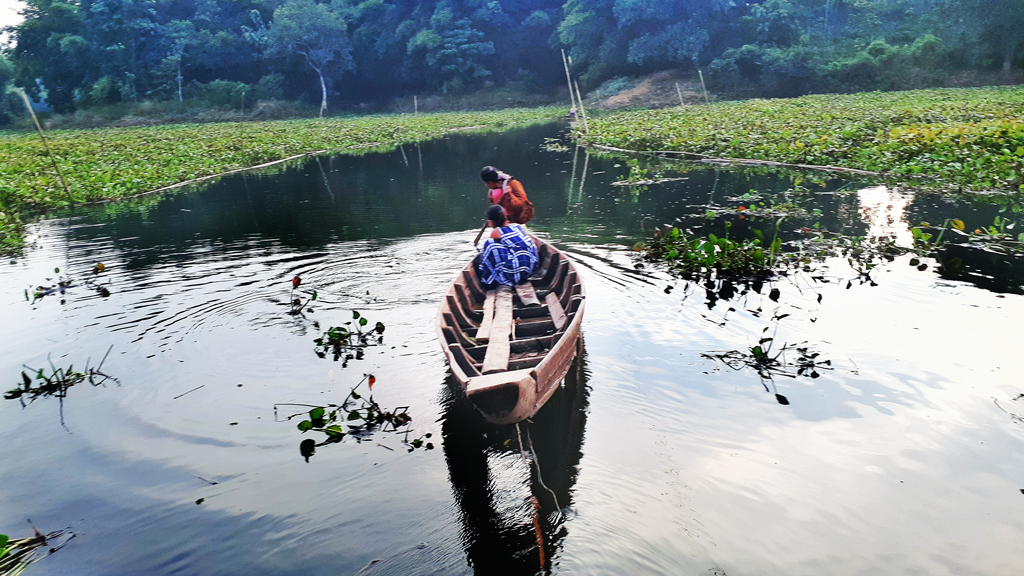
0,107,562,254
581,86,1024,193
640,223,782,280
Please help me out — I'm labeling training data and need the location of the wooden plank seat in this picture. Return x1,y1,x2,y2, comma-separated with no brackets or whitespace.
475,290,497,343
514,281,542,307
481,286,514,374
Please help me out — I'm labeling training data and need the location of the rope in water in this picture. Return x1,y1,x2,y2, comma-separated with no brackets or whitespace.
515,421,545,571
524,424,561,515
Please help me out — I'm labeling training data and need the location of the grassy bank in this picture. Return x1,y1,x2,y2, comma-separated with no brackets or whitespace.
0,106,562,253
581,86,1024,192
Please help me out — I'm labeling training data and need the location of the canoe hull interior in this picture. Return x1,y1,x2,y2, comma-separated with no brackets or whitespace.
436,236,586,425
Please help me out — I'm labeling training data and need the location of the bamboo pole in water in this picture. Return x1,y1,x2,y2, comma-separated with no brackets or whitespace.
414,95,418,115
19,90,73,206
698,70,710,103
576,150,590,204
567,145,580,209
675,82,685,107
560,49,578,117
398,113,409,166
574,78,589,133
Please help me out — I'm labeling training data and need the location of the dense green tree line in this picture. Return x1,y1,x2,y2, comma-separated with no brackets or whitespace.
0,0,1021,121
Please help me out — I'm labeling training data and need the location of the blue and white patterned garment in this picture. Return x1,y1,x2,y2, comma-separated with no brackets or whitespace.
477,223,539,286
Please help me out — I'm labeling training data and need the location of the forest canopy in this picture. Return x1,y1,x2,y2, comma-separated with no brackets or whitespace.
0,0,1022,120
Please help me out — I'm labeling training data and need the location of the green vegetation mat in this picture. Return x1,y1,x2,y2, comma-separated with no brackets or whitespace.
0,107,561,253
582,86,1024,193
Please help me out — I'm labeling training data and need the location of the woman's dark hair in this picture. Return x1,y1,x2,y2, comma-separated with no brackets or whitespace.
487,204,507,226
480,166,501,183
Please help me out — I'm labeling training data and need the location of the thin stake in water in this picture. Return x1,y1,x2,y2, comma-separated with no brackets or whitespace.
18,90,73,206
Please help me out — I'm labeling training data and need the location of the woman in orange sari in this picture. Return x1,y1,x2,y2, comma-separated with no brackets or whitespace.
480,166,534,225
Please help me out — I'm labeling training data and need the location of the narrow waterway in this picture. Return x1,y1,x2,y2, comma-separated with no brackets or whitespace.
1,122,1022,576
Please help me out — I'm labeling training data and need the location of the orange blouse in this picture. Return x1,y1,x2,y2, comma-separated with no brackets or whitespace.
489,178,534,224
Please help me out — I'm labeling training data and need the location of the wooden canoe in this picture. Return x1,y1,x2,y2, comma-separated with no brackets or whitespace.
436,236,586,425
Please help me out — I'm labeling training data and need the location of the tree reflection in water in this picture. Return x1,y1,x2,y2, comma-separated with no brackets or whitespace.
441,339,590,575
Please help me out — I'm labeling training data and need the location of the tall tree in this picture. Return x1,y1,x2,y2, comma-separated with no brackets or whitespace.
267,0,353,116
162,20,195,102
13,0,91,112
406,0,494,93
965,0,1024,76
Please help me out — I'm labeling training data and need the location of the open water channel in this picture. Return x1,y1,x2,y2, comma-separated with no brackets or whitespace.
1,122,1022,575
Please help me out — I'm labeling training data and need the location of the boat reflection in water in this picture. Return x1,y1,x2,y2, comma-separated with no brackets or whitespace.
441,339,590,575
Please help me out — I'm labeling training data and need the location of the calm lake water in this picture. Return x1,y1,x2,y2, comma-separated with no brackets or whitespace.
1,122,1022,576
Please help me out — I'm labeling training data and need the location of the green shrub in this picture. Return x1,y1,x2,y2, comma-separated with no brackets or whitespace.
710,44,819,97
910,34,947,68
865,39,896,59
184,80,250,109
710,34,954,96
253,74,285,101
87,76,122,107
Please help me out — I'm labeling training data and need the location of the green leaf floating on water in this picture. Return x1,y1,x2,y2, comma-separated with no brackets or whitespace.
297,420,313,432
309,407,325,421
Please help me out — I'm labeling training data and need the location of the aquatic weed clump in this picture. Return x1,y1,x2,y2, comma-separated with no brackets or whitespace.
312,310,386,364
5,347,117,404
0,528,75,575
641,224,783,280
275,374,433,461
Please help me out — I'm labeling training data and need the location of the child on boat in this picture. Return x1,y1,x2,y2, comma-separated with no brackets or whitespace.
477,205,539,288
480,166,534,225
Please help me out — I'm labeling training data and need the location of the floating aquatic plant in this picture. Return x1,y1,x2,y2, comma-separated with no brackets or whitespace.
275,374,432,461
639,221,784,280
702,327,833,405
5,346,117,404
288,275,317,315
0,527,74,576
313,311,386,364
26,264,110,303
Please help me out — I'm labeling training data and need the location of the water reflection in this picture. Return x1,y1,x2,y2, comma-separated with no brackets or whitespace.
858,185,914,246
441,340,589,575
3,122,1024,575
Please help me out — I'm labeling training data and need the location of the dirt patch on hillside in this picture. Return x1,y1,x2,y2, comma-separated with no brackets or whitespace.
589,70,710,110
